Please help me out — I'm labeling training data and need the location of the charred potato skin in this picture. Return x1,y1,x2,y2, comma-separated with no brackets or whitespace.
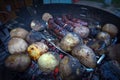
27,42,48,60
8,38,28,54
5,54,31,72
72,45,97,68
74,26,90,38
10,28,29,39
102,24,118,37
38,52,59,73
59,56,84,80
60,32,80,52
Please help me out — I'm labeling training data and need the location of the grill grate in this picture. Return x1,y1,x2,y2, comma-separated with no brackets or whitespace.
0,4,120,80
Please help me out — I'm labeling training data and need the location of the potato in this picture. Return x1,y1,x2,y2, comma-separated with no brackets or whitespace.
27,42,48,60
97,32,110,45
42,13,53,22
26,31,42,44
74,26,90,38
72,45,96,68
59,56,84,80
102,23,118,37
107,44,120,64
10,28,29,39
60,32,80,52
8,38,28,54
30,20,46,31
5,54,31,72
38,52,59,73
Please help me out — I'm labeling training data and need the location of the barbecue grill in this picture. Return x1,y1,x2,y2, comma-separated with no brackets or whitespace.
0,4,120,80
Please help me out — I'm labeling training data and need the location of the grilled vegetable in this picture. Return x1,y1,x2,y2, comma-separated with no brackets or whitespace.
72,45,97,68
26,31,42,44
5,54,31,72
107,44,120,63
30,19,46,31
38,52,59,73
60,32,80,52
74,26,90,38
8,38,28,54
27,42,48,60
59,56,84,80
42,13,53,22
102,23,118,37
97,32,111,45
10,28,29,39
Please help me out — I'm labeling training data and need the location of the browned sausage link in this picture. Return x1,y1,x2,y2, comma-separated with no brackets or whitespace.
62,15,75,28
48,18,67,38
62,15,83,28
66,14,88,26
54,17,73,32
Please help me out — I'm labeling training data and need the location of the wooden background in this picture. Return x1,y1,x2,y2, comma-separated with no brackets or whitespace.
0,0,33,24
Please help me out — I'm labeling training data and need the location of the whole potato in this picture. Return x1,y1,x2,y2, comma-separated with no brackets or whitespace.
10,28,29,39
27,42,48,60
60,32,80,52
74,26,90,38
30,20,46,31
8,38,28,54
59,56,84,80
42,13,53,22
5,54,31,72
97,32,110,45
26,31,42,44
102,23,118,37
72,45,96,68
107,44,120,64
38,52,59,73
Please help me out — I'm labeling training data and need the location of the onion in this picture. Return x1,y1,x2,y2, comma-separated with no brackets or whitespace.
27,42,48,60
10,28,29,39
8,38,28,54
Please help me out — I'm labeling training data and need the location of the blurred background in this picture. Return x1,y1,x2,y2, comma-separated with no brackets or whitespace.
0,0,120,26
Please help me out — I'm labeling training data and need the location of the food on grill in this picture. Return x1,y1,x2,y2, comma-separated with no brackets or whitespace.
26,31,42,44
59,56,84,80
5,54,31,72
72,45,97,68
8,38,28,54
62,15,77,28
48,18,68,39
102,24,118,37
38,52,59,73
27,42,48,60
66,14,88,26
42,13,53,22
97,32,111,45
54,17,73,32
74,26,90,38
59,32,80,52
30,19,46,31
107,44,120,64
10,28,29,39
